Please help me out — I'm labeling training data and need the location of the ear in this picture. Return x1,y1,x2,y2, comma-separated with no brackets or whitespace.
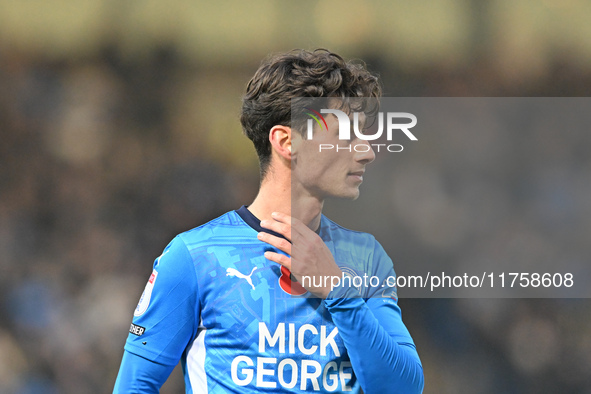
269,125,292,160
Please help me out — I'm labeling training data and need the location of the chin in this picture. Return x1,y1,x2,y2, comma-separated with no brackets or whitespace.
338,188,361,200
321,186,360,201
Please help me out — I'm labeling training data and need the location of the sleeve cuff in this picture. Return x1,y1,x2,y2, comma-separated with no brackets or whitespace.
325,277,363,300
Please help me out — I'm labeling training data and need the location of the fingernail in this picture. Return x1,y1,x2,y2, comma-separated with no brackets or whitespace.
260,220,268,227
257,232,263,239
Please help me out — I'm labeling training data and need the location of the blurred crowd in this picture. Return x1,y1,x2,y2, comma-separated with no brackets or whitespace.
1,45,590,393
0,46,257,393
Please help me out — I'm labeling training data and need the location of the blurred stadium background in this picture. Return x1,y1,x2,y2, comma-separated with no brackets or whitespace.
1,1,591,393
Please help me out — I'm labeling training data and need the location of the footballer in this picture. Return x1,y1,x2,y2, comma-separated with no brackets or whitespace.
114,49,424,393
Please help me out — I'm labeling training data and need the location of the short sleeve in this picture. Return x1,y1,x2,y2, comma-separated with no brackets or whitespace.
124,236,199,366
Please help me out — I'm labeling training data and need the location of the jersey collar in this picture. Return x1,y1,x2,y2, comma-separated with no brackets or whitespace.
235,205,322,238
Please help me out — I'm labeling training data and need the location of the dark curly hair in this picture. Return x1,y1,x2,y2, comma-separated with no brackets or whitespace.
240,49,382,178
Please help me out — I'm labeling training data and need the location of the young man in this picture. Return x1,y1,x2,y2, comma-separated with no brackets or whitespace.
114,49,424,393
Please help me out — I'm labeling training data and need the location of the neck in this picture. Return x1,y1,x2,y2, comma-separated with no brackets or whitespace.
248,169,324,231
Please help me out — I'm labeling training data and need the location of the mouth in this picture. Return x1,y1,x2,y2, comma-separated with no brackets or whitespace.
348,171,365,181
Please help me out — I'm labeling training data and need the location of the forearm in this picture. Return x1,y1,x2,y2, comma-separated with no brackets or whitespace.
324,297,424,394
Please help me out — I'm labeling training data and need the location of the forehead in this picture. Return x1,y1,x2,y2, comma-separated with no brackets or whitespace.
292,97,377,134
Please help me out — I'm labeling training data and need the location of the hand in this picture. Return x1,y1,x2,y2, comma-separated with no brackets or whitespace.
258,212,343,298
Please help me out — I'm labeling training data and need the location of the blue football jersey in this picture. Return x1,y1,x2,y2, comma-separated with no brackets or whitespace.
120,206,423,393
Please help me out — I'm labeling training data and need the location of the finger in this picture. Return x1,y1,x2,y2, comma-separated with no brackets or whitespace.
270,212,305,232
257,232,292,255
270,212,309,239
260,219,291,241
264,251,292,270
270,211,292,224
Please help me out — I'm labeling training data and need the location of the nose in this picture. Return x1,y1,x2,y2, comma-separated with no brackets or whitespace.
353,139,376,165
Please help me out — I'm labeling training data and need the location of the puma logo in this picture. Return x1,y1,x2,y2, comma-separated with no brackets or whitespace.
226,267,257,290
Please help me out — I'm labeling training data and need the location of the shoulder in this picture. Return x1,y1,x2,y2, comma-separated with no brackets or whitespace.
176,210,252,248
320,215,377,246
154,210,247,275
320,215,392,263
319,215,386,266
